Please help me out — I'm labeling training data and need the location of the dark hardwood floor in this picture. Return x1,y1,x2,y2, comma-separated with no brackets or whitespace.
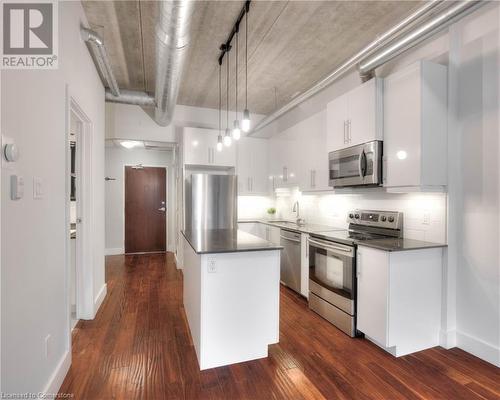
60,253,500,399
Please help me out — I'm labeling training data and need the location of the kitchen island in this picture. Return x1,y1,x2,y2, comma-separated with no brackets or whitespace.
181,229,283,370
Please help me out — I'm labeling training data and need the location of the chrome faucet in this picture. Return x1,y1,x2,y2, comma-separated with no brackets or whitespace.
293,201,305,226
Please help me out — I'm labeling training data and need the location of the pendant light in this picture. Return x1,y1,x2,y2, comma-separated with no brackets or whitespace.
217,63,223,152
241,7,251,132
232,30,241,140
224,51,232,147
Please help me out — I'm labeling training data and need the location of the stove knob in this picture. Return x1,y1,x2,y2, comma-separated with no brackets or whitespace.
388,216,395,223
349,213,354,219
381,216,387,222
354,214,360,219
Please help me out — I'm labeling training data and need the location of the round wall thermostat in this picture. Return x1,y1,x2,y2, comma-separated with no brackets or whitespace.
4,143,19,162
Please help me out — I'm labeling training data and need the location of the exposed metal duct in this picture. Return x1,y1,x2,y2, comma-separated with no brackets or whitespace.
154,0,194,126
359,0,483,74
82,0,193,127
105,89,155,107
250,0,484,135
81,27,120,97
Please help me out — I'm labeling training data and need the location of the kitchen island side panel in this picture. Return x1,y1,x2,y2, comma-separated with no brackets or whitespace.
182,236,202,361
200,250,280,370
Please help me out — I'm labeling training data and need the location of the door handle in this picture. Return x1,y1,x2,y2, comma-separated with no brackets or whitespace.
158,207,166,212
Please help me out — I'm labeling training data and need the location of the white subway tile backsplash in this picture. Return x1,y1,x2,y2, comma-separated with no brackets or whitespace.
271,188,447,243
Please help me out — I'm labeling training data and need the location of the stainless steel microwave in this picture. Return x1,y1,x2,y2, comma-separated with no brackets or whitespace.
328,141,383,188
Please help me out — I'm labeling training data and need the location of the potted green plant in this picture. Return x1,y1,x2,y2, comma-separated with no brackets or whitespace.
266,207,276,219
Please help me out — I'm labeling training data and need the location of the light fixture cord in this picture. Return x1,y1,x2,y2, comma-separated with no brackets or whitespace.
218,63,221,134
226,48,229,129
235,31,238,120
245,10,248,109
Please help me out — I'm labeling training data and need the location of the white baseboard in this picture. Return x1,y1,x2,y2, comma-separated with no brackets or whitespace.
43,350,71,395
439,328,457,349
457,330,500,367
105,247,124,256
93,283,107,317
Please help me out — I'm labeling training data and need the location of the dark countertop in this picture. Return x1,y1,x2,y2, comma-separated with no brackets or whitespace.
311,230,447,252
182,229,283,255
357,237,447,252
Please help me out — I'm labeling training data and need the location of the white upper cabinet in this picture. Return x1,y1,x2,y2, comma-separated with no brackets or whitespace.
237,137,269,195
183,127,236,167
296,111,331,192
383,61,447,189
326,77,383,153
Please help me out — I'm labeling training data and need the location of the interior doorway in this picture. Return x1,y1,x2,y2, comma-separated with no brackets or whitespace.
69,112,79,329
125,166,167,254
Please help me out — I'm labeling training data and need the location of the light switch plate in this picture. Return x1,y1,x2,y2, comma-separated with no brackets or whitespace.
10,175,24,200
33,176,44,199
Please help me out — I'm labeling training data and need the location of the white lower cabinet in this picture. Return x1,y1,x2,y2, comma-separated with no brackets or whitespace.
238,222,280,245
357,245,443,357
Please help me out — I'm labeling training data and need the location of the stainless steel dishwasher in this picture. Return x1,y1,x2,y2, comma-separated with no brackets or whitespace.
280,229,301,293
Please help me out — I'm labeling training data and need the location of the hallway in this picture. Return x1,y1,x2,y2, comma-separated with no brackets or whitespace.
59,254,500,399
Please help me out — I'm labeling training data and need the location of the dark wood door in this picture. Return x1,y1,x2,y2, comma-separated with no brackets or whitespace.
125,166,166,253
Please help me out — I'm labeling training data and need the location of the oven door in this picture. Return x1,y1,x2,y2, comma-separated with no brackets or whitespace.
308,237,355,314
328,141,382,187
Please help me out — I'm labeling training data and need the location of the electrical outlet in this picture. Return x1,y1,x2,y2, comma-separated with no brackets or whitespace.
45,334,51,359
207,256,217,273
422,212,431,225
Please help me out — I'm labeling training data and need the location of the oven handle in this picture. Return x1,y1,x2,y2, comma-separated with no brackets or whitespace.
308,238,354,257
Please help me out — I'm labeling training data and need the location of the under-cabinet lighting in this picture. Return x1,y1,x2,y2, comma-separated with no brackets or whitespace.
120,140,143,149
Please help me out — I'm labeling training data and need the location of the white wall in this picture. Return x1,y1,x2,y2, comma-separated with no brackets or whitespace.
1,1,105,394
105,146,176,253
256,3,500,366
106,102,265,142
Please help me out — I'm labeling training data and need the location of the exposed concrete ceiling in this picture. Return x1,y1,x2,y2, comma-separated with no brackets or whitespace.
82,1,422,115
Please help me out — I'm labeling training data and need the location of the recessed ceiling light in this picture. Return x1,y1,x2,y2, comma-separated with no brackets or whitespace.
120,140,143,149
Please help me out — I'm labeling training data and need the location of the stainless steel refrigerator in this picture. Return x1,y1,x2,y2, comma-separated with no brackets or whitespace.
185,174,238,231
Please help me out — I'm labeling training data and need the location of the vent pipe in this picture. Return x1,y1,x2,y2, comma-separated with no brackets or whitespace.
82,0,193,127
154,0,194,126
359,0,483,75
81,27,120,97
250,0,484,135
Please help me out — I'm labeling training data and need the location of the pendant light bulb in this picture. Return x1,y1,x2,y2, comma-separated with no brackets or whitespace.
224,128,232,147
242,109,251,132
217,135,223,152
232,119,241,140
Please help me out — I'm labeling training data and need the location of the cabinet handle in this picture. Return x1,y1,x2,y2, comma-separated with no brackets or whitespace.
383,156,387,184
247,177,251,191
251,177,253,191
357,251,361,277
310,170,314,188
348,120,352,143
208,148,211,164
343,120,347,144
283,166,288,182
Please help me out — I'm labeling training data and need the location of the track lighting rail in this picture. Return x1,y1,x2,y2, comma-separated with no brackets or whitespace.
218,0,251,65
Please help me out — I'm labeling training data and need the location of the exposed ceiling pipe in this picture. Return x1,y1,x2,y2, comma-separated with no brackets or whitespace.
359,0,484,75
105,89,155,107
81,27,120,97
82,0,193,127
154,0,194,126
249,0,484,135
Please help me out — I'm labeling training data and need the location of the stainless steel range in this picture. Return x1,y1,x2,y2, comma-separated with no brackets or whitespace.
307,210,403,337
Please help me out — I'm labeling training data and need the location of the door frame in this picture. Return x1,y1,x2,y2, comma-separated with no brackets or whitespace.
123,164,168,254
65,88,95,341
